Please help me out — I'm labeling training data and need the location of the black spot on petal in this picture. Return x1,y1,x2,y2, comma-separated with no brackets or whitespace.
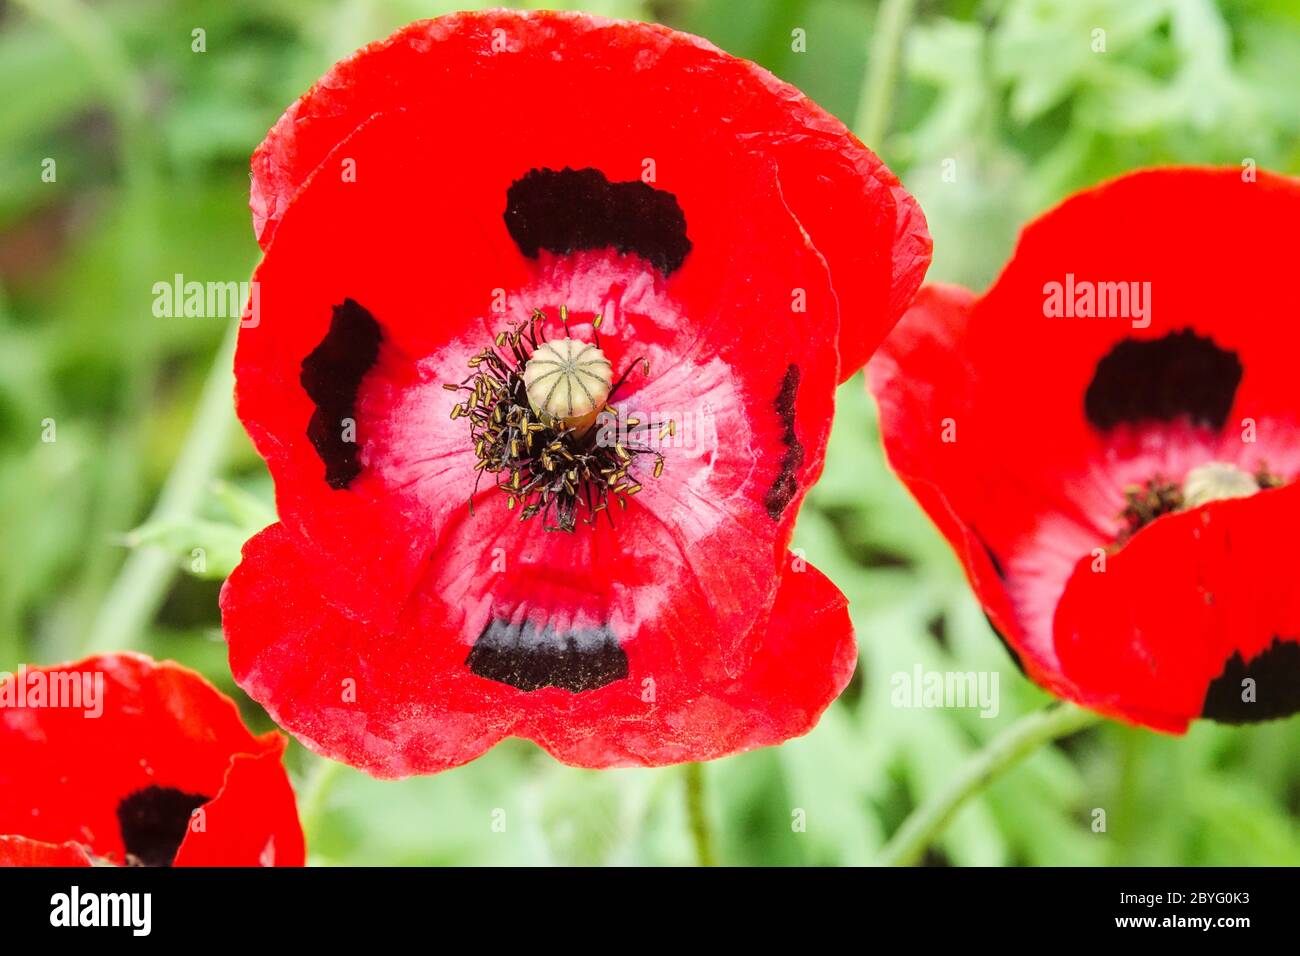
467,617,628,693
1084,330,1242,431
300,299,382,489
117,786,209,867
1202,636,1300,723
504,167,691,275
764,364,805,521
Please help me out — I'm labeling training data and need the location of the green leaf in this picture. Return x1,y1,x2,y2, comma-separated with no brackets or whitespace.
122,517,248,580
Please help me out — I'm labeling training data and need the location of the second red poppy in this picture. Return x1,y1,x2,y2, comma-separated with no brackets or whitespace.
871,167,1300,732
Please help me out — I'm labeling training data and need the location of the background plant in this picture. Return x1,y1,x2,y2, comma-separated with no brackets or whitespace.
3,0,1298,865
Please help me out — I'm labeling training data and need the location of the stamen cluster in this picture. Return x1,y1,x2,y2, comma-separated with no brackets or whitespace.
445,308,670,532
1118,463,1286,542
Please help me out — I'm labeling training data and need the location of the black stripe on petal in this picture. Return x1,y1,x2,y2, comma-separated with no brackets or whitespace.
1084,330,1242,431
467,617,628,693
973,529,1007,580
117,785,210,867
764,364,806,521
982,612,1027,676
300,299,382,489
504,167,692,275
1202,636,1300,723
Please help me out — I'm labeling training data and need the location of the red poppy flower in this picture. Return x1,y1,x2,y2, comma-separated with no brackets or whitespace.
870,167,1300,733
0,653,304,866
220,10,927,776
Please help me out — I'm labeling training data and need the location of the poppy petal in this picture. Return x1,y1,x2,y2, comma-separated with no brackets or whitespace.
868,284,1041,680
228,9,904,774
173,747,306,867
526,557,857,768
1054,484,1300,729
237,101,842,662
222,522,853,775
0,654,303,866
870,167,1300,730
248,10,928,379
0,836,94,867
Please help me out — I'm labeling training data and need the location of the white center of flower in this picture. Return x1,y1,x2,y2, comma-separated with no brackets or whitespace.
522,338,613,433
1182,461,1259,509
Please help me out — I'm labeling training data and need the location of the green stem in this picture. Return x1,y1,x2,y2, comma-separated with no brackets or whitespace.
875,702,1102,867
683,762,717,867
1108,725,1142,865
298,758,347,847
84,320,240,653
855,0,918,148
16,0,171,656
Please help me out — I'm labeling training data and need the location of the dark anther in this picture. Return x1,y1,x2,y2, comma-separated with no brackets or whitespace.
300,298,382,489
467,617,629,692
504,167,692,275
1084,330,1242,431
764,364,805,520
1118,477,1183,541
116,785,210,867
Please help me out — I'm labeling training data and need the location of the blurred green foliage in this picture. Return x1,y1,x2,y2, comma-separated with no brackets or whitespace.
2,0,1298,865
